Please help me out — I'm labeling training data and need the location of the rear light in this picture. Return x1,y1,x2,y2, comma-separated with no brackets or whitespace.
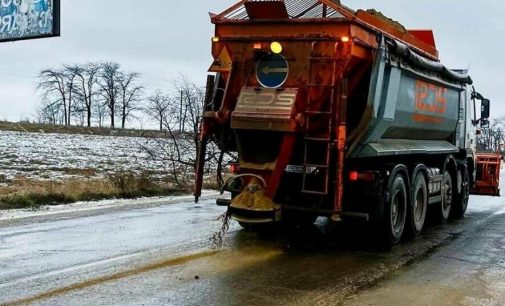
341,36,350,43
212,37,220,43
253,43,263,50
348,171,376,182
349,171,358,181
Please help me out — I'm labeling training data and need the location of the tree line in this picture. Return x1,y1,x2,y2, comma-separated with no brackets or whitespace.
477,118,505,154
36,62,202,131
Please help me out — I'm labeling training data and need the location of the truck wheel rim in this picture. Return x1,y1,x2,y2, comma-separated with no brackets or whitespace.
443,179,452,212
392,189,405,232
414,187,425,223
462,172,469,211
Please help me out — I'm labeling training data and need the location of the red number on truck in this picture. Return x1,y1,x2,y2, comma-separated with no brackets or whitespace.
415,80,447,114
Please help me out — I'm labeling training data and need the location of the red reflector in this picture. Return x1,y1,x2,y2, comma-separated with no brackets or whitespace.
360,172,376,182
349,171,376,182
229,164,240,174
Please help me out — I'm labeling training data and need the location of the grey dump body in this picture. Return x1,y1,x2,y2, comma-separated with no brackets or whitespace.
348,39,472,158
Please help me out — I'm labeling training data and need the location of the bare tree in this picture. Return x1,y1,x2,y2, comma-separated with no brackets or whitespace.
94,100,108,128
144,90,170,131
477,118,505,153
74,63,100,127
118,72,143,129
171,76,205,159
63,65,81,125
37,68,68,125
97,62,121,128
140,77,226,187
36,99,63,124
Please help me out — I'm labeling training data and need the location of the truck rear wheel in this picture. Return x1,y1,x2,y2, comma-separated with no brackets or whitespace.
382,172,408,245
435,170,453,222
450,168,469,219
408,172,428,236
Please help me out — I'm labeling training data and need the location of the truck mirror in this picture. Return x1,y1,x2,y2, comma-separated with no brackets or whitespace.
481,99,490,119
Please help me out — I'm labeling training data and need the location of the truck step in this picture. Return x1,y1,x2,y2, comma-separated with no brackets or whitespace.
309,57,337,61
306,83,335,88
305,110,332,115
303,164,329,169
304,137,331,142
301,189,328,196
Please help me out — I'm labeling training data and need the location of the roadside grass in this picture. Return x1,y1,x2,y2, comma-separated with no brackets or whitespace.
0,171,190,210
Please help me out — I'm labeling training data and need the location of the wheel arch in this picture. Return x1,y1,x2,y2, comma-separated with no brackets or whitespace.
411,164,429,185
443,155,458,178
387,164,410,190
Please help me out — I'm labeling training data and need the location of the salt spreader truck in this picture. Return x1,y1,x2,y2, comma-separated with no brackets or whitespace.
194,0,495,244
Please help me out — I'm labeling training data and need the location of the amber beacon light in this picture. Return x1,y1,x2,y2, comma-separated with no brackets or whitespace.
270,41,283,54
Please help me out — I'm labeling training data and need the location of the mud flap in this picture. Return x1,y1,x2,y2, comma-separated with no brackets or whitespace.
194,135,208,203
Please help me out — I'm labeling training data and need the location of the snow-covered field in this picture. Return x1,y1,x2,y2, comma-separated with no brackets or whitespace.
0,130,166,182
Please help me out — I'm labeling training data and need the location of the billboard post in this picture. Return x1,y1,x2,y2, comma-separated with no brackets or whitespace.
0,0,60,43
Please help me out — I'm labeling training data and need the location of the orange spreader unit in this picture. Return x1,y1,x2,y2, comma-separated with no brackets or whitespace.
473,153,501,197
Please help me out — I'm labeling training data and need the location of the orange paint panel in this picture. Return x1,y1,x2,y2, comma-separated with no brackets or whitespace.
408,30,436,50
355,10,439,60
412,113,443,124
350,44,370,60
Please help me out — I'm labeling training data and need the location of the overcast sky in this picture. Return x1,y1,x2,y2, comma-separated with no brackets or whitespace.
0,0,503,124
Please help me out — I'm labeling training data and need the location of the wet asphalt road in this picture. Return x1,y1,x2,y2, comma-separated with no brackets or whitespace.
0,185,504,305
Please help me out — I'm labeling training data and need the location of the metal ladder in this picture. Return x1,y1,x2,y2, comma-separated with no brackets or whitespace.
301,42,339,195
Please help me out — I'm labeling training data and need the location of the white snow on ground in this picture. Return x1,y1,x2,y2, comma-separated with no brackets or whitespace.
467,170,505,215
0,190,221,221
467,193,505,215
0,130,166,181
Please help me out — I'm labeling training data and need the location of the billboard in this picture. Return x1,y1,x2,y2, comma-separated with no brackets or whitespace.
0,0,60,42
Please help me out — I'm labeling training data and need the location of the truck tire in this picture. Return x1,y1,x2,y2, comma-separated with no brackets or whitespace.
435,170,453,222
382,172,408,245
408,171,428,236
450,168,469,219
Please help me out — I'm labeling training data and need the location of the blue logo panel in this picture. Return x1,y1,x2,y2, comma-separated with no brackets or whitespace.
256,54,289,88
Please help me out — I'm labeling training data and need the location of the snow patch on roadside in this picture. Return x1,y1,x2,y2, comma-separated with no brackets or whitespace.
0,190,220,221
467,195,505,215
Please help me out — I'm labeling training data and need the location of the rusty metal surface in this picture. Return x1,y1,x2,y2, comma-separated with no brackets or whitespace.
211,0,437,60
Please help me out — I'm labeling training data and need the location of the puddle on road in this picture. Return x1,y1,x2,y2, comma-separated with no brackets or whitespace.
210,212,231,250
